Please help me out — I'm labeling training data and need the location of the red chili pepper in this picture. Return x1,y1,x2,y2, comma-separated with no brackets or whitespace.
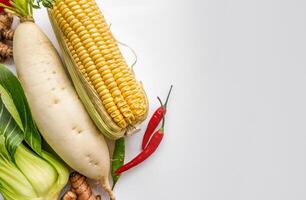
0,0,11,13
141,85,173,150
115,121,165,175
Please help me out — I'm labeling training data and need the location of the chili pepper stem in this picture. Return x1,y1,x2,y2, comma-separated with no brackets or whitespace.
157,97,165,129
164,85,173,108
159,127,164,133
157,97,166,132
157,85,172,109
160,117,165,132
157,96,163,108
157,86,173,132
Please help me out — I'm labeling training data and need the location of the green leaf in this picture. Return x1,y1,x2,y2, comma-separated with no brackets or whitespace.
0,84,24,131
111,137,125,189
0,135,11,161
0,100,23,158
0,65,41,155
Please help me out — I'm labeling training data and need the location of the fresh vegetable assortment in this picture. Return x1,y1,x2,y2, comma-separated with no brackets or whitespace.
0,0,172,199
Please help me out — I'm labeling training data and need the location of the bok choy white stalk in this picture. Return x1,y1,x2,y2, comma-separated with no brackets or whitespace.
0,64,69,200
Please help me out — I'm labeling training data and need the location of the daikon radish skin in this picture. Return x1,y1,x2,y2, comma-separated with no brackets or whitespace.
13,21,115,200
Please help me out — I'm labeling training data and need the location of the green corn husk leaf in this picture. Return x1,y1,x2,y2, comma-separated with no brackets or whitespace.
48,10,125,140
0,64,41,155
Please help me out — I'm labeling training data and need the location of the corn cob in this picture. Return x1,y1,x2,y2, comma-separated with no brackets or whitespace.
48,0,148,139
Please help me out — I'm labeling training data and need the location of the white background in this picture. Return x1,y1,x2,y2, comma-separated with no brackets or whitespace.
4,0,306,199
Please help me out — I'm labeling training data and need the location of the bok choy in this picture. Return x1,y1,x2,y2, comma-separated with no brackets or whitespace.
0,64,69,200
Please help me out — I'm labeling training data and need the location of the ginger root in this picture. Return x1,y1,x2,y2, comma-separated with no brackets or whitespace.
62,191,77,200
2,29,13,40
0,12,13,62
62,172,101,200
0,12,13,30
0,42,12,57
0,12,13,40
0,41,12,57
